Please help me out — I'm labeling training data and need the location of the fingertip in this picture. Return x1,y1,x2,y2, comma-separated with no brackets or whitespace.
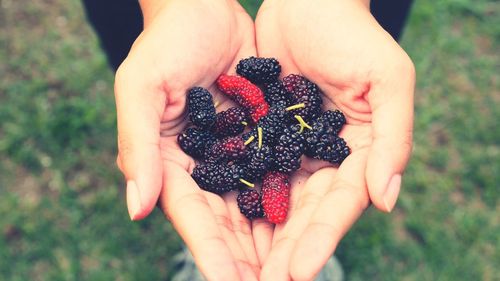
127,169,163,221
366,139,408,213
126,180,141,220
365,173,390,212
129,202,157,221
366,60,414,209
382,174,401,213
366,155,403,213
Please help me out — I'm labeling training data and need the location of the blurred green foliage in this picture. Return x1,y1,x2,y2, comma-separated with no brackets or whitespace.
0,0,498,280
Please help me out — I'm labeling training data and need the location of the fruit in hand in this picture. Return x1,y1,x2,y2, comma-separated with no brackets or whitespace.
262,171,290,224
236,56,281,84
178,57,350,224
237,189,265,220
187,87,217,128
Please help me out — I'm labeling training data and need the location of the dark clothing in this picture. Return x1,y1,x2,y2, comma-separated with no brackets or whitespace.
82,0,413,71
371,0,414,41
81,0,142,71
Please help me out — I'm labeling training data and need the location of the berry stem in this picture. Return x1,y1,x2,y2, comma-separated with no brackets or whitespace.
257,127,263,149
244,135,255,145
241,121,248,126
286,103,305,111
294,115,312,133
239,178,255,188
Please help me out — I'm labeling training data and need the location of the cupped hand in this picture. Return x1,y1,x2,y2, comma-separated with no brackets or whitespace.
114,0,261,280
254,0,415,280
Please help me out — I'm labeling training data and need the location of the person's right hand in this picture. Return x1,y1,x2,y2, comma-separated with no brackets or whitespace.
114,1,260,280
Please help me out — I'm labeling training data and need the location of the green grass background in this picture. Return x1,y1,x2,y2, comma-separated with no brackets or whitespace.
0,0,498,280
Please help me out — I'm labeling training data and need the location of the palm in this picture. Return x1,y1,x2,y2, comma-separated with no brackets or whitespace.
157,88,262,280
254,0,414,280
156,13,263,281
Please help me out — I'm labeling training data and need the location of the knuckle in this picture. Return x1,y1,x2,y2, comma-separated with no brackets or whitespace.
117,134,135,162
214,214,234,232
273,236,298,248
402,130,414,152
171,192,210,214
402,54,416,80
307,221,342,240
296,192,322,210
115,155,124,172
394,52,416,82
393,128,414,160
400,134,414,166
201,234,227,249
114,59,133,91
374,129,414,160
330,181,370,210
232,218,252,236
166,192,212,225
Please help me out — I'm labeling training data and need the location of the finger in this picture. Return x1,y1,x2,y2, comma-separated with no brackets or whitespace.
207,192,259,281
115,61,165,220
366,54,415,212
223,192,262,276
271,170,311,242
252,218,274,265
161,162,241,281
252,169,310,270
282,170,311,224
260,169,335,281
289,149,370,281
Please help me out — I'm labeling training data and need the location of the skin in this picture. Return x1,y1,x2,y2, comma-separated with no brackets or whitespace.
254,0,415,280
114,0,415,280
114,0,262,280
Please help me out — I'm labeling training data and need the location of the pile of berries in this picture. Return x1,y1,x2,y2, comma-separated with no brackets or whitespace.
177,57,350,224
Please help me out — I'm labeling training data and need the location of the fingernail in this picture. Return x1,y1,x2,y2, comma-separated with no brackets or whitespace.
126,180,142,220
383,174,401,212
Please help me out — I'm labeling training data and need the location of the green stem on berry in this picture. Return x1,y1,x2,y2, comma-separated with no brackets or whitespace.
244,135,255,145
241,121,248,126
286,103,305,111
294,115,312,133
257,127,263,149
239,179,255,188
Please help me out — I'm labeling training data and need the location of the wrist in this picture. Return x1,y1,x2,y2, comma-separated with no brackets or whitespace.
139,0,237,28
139,0,170,27
288,0,370,8
359,0,370,9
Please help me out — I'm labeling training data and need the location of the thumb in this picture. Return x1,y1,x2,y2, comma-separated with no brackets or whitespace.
114,59,165,220
366,55,415,212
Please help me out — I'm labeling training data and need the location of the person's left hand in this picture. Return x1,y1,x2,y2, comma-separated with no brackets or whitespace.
253,0,416,280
